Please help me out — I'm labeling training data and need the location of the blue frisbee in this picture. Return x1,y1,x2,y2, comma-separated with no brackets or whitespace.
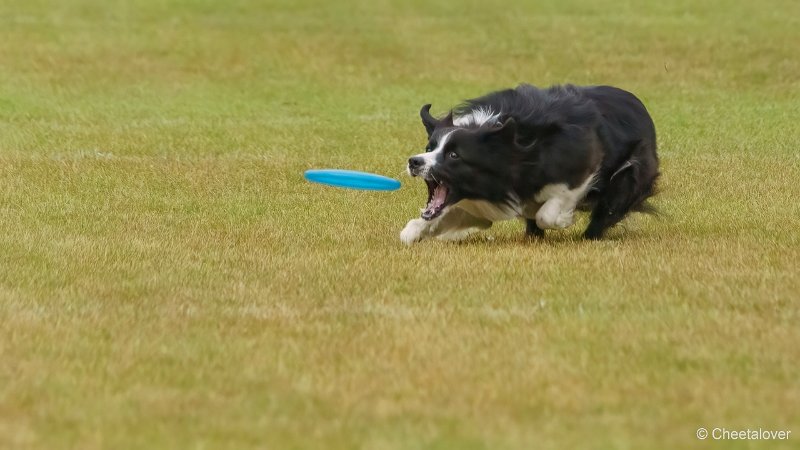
304,169,401,191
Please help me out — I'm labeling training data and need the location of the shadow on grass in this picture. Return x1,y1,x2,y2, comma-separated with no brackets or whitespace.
433,219,658,249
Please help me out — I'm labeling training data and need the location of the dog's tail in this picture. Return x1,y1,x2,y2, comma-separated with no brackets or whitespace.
633,199,659,215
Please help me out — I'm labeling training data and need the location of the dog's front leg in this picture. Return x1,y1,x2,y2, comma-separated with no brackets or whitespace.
400,218,436,245
400,208,491,245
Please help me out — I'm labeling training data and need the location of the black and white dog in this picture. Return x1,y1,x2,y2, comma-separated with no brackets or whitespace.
401,84,659,245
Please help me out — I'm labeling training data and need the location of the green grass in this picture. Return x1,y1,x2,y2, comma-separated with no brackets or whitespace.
2,0,800,448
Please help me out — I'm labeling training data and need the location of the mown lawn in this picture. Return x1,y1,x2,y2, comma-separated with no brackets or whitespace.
1,0,799,449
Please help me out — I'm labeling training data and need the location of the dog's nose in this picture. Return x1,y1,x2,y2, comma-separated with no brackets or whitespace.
408,156,424,169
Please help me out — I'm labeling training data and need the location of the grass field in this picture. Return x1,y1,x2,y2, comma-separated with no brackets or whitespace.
2,0,800,448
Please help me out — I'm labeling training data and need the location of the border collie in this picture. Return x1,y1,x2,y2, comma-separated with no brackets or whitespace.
401,84,659,245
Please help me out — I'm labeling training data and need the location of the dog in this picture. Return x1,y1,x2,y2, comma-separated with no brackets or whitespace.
401,84,659,245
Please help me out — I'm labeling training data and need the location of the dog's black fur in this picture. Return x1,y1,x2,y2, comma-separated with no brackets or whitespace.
411,84,659,240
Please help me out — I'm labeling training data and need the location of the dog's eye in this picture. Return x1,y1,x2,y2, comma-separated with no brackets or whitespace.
426,141,437,152
448,151,459,159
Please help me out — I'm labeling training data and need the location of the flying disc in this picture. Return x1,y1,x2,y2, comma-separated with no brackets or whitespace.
304,169,401,191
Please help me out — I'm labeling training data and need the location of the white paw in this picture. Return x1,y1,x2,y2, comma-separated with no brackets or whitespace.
535,205,574,229
554,210,575,228
400,218,427,245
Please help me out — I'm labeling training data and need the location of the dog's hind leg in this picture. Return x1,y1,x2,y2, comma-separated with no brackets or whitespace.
400,208,491,245
584,154,658,240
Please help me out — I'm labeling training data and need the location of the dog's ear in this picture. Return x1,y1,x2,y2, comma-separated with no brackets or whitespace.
441,110,454,128
421,105,454,137
483,117,517,143
420,104,438,137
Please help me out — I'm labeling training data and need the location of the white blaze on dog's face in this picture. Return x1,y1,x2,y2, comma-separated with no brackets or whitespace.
406,130,454,178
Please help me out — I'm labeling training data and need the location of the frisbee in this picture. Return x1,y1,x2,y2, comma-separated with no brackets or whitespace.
304,169,401,191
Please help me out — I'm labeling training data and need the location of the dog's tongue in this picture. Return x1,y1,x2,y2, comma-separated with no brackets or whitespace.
431,184,447,207
423,184,448,219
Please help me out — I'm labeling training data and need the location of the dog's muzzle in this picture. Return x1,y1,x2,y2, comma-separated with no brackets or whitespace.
406,155,451,221
407,156,425,177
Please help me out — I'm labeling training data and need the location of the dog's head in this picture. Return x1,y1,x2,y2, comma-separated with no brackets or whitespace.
407,104,519,220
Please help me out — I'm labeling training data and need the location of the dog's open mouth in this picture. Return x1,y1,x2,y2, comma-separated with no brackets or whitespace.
422,179,450,220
